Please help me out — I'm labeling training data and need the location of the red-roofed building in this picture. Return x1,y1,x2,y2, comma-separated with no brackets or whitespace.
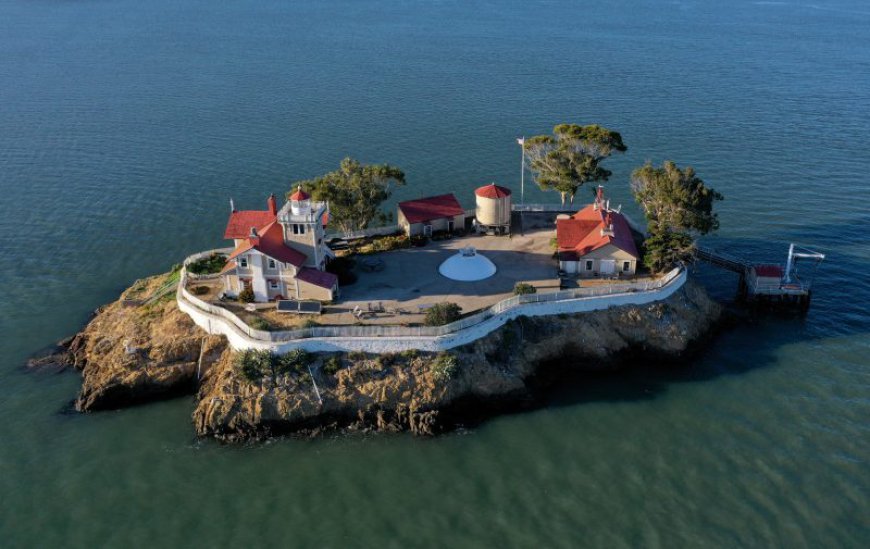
224,195,278,244
556,188,640,277
220,190,337,302
397,193,466,236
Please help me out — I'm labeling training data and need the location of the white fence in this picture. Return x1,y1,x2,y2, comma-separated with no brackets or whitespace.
177,248,684,351
325,225,401,240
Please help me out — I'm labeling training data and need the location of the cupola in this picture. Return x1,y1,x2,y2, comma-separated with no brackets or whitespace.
289,185,311,215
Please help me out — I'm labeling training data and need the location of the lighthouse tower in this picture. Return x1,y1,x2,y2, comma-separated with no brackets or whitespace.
278,186,330,270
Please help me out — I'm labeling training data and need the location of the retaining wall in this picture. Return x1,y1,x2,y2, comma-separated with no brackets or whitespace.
176,250,687,353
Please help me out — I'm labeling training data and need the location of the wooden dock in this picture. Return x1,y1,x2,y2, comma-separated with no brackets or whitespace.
693,244,824,309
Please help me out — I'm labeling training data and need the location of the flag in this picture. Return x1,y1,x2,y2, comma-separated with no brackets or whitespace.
517,137,524,145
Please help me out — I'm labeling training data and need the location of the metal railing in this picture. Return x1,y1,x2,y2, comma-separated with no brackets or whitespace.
178,249,683,344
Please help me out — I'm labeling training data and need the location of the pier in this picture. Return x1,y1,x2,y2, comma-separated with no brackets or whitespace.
693,243,825,309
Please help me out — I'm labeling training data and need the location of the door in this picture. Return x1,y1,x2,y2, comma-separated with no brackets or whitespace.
599,259,616,274
423,225,433,237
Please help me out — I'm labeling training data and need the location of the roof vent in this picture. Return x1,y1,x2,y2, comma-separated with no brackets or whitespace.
249,227,259,238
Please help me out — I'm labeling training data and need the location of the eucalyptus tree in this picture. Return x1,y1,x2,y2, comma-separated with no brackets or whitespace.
292,157,406,237
523,124,627,205
630,160,723,272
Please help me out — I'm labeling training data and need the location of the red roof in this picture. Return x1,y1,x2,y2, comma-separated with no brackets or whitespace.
754,265,783,278
224,209,276,240
475,183,511,199
296,267,338,289
556,204,639,259
398,193,465,224
289,186,310,201
226,220,307,267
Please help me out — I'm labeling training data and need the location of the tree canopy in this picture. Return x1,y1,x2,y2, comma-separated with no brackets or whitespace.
630,161,723,272
630,161,723,235
523,124,627,205
292,157,405,237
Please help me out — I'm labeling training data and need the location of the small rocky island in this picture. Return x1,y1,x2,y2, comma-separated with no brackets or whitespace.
37,124,733,441
43,267,720,441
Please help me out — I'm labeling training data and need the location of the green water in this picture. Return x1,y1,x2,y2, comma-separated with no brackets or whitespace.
1,0,868,546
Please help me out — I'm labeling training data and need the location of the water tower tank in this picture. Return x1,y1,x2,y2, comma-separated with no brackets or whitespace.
475,183,512,227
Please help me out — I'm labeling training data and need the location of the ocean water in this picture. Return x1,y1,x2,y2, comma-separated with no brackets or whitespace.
1,0,868,547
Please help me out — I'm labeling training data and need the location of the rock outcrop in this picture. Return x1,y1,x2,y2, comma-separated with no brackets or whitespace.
48,272,227,411
48,269,720,439
192,280,720,440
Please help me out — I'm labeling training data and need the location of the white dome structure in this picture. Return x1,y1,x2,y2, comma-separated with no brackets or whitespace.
438,247,497,282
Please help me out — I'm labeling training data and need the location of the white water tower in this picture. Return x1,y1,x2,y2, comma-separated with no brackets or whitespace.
475,183,511,234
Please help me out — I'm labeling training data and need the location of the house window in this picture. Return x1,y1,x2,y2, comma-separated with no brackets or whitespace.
239,257,248,268
268,259,277,269
293,224,306,235
585,260,594,271
623,261,631,272
269,280,279,290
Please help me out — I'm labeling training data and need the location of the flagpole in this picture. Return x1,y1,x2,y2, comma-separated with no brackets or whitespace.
517,136,525,205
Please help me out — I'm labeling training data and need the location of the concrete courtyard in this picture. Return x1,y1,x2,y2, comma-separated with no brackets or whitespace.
322,227,560,325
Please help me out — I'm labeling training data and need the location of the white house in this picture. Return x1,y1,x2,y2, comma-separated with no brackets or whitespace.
556,188,640,277
221,187,338,302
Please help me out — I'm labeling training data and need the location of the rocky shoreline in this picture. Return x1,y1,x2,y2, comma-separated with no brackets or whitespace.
32,270,722,441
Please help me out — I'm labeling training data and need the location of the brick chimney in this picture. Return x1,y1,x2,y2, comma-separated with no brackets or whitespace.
267,194,278,216
600,211,614,237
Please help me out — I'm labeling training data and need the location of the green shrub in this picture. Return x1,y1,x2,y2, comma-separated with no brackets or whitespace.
238,286,255,303
301,319,319,329
424,302,462,326
513,282,537,295
275,349,310,376
430,353,459,382
348,351,366,361
371,234,409,252
233,349,273,382
191,285,210,296
234,349,313,382
323,355,342,376
249,317,271,331
400,349,419,360
187,253,226,275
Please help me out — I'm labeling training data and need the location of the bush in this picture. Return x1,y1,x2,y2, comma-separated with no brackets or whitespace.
370,234,409,253
191,285,210,296
400,349,419,360
187,253,226,275
238,286,255,303
234,349,273,382
275,349,310,376
424,302,462,326
410,235,428,247
348,351,366,362
234,349,312,382
430,353,459,382
301,319,319,329
323,355,342,376
513,282,537,295
249,317,271,331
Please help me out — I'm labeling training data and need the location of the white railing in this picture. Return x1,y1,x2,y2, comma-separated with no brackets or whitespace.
177,249,683,344
325,225,401,240
512,203,575,212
